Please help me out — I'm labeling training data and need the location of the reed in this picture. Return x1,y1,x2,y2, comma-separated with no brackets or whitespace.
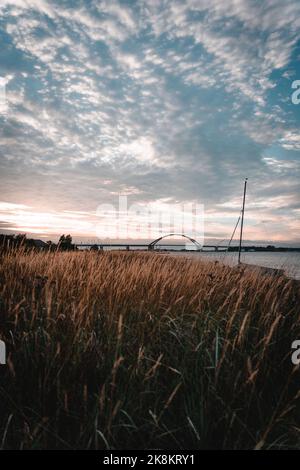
0,249,299,449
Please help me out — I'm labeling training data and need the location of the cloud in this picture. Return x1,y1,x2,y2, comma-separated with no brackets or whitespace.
0,0,299,241
279,132,300,150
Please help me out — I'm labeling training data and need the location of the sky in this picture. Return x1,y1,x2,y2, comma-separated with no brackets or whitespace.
0,0,299,244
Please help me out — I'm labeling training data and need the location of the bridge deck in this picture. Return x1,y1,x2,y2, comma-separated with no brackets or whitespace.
75,243,227,251
74,244,300,252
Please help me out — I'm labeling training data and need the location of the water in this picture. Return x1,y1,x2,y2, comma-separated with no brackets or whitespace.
172,251,300,280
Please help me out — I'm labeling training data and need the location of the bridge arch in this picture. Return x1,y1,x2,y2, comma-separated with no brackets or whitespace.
148,233,202,251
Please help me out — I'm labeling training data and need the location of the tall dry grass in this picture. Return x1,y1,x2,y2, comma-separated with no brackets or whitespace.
0,249,300,449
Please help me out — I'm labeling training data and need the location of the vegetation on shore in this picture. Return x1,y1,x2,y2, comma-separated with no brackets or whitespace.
0,249,300,450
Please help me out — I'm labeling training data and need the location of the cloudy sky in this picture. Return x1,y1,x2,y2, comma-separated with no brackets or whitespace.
0,0,299,243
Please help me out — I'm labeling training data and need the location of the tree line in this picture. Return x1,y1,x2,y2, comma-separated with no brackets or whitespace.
0,233,77,251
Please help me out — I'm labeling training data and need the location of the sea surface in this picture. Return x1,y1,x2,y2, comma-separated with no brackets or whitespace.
172,251,300,280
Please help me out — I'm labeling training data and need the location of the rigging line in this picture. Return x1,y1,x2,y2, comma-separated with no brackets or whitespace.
227,213,241,252
218,212,241,263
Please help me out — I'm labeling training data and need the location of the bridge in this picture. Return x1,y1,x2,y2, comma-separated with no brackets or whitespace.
148,233,202,250
75,233,228,252
74,239,300,252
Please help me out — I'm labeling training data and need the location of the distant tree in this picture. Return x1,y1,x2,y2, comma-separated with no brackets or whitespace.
25,238,36,249
58,234,74,251
65,234,72,245
15,233,27,246
0,234,18,251
0,234,10,251
46,240,57,251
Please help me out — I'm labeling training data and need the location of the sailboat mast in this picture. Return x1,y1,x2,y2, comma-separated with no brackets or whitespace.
238,178,248,265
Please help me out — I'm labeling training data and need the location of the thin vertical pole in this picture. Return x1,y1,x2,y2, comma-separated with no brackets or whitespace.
238,178,248,265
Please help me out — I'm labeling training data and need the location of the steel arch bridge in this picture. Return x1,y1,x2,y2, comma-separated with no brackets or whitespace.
148,233,202,251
